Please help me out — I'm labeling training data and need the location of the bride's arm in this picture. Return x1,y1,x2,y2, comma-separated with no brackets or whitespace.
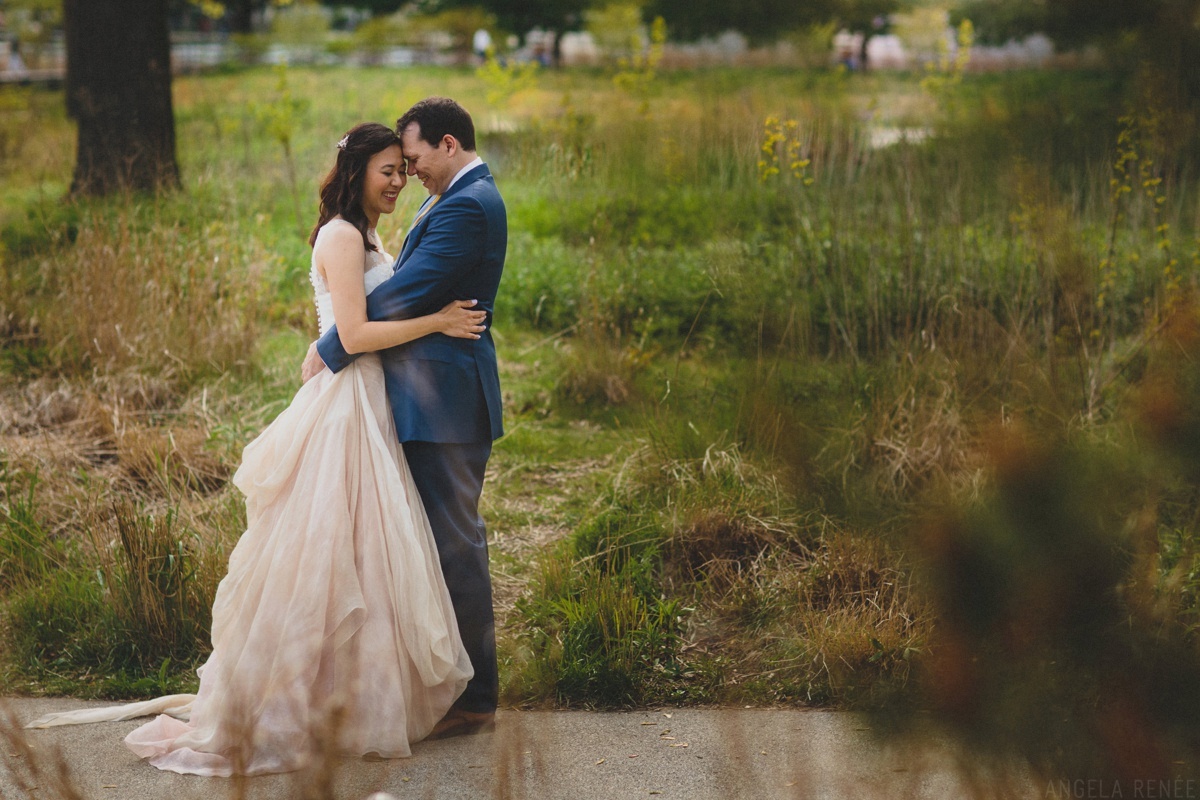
320,225,486,354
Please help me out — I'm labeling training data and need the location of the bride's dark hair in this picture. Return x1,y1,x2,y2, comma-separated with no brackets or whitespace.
308,122,402,252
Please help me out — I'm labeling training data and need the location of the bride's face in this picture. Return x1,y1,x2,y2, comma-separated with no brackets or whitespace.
360,143,406,223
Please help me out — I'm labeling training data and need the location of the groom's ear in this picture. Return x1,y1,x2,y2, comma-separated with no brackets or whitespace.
442,134,459,156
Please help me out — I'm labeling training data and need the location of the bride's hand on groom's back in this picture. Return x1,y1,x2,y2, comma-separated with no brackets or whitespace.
437,299,487,340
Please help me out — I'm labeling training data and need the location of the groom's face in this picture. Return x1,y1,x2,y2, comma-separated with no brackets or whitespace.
400,123,454,196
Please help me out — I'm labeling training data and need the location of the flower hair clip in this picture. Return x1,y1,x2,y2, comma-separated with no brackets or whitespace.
337,135,349,151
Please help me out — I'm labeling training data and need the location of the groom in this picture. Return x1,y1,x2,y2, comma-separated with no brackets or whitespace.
302,97,506,737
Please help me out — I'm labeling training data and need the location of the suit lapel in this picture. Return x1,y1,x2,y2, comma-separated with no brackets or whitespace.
395,163,492,271
397,198,431,268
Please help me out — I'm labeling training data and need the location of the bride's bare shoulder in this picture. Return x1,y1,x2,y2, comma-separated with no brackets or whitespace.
313,220,366,281
315,218,361,244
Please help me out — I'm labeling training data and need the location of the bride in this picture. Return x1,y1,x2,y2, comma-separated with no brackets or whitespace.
26,122,481,776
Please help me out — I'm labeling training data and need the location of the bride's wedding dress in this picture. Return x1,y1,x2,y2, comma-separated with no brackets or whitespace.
26,220,473,775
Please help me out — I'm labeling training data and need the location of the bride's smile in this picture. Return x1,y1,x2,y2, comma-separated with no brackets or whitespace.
361,144,407,225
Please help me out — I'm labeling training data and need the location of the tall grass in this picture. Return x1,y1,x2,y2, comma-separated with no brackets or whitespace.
2,202,266,383
101,503,217,667
1,485,230,695
506,439,929,708
488,68,1196,382
0,469,60,590
0,379,244,694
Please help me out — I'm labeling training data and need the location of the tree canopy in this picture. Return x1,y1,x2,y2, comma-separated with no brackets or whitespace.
643,0,825,43
395,0,902,41
421,0,589,35
953,0,1199,98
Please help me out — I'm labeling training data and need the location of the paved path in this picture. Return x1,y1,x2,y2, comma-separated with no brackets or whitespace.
1,698,1025,799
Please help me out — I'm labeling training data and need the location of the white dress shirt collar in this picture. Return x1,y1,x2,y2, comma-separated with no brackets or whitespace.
446,156,484,193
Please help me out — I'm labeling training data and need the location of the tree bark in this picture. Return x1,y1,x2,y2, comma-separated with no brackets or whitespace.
227,0,256,34
64,0,180,195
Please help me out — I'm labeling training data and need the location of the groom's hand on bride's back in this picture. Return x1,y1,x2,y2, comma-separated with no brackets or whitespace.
301,341,327,383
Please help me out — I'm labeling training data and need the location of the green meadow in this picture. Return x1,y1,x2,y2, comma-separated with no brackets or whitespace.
2,61,1200,773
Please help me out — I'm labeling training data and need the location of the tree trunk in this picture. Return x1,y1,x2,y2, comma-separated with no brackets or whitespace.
64,0,180,195
227,0,256,34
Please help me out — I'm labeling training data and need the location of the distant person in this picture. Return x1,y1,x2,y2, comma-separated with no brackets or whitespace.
473,27,492,64
6,39,27,75
837,43,857,71
25,121,492,774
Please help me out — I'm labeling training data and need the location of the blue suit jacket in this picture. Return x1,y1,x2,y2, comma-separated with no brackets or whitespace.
316,163,506,444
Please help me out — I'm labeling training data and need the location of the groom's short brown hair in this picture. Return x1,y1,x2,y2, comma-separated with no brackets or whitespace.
397,97,477,152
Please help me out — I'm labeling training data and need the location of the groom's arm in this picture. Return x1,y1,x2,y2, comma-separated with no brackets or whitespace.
315,197,487,374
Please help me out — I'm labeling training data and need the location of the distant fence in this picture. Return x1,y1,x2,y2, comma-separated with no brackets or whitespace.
0,29,1084,84
0,37,63,85
0,69,61,86
0,34,451,85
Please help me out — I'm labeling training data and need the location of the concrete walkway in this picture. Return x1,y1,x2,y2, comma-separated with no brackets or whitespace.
1,698,1025,799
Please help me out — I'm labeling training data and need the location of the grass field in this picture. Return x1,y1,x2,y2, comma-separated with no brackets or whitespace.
2,61,1200,779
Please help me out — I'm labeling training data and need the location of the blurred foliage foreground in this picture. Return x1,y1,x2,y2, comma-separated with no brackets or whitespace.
1,60,1200,786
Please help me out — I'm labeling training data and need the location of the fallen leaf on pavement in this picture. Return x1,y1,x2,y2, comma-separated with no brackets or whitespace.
595,759,606,765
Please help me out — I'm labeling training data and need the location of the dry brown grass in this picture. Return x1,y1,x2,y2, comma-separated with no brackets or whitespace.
869,379,973,497
6,206,265,384
666,508,807,593
0,372,246,685
0,374,240,536
677,522,930,706
554,440,932,705
0,704,85,800
794,533,927,698
115,424,230,496
817,355,981,506
555,318,655,407
485,456,613,632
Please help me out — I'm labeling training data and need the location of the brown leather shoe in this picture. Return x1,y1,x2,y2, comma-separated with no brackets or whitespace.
426,710,496,741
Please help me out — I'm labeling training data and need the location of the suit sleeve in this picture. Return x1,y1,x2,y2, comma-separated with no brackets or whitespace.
316,196,487,373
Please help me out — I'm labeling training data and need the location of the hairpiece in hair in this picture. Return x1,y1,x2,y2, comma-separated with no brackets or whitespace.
337,135,349,151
